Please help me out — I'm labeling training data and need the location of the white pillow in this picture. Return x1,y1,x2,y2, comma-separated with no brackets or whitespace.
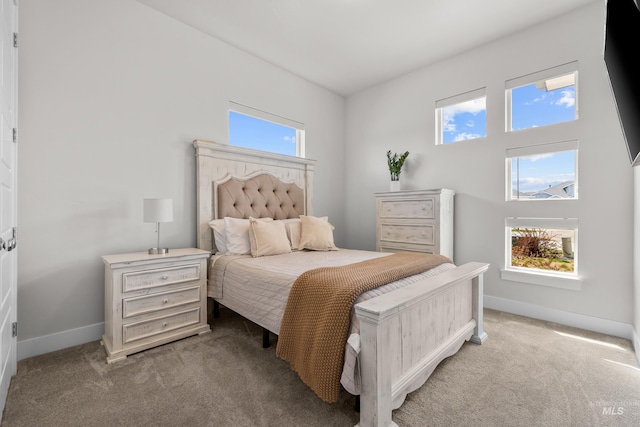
208,219,228,254
224,217,273,255
248,217,292,257
297,215,338,251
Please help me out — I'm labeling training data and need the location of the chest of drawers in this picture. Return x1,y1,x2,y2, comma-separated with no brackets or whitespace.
375,189,454,260
101,248,211,363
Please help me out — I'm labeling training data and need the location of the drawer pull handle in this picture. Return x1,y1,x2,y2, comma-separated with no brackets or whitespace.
162,299,169,304
162,322,168,328
161,275,169,280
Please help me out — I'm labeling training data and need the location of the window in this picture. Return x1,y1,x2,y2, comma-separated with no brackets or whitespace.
228,101,305,157
503,218,580,290
503,63,581,289
506,140,578,201
506,62,578,131
435,88,486,144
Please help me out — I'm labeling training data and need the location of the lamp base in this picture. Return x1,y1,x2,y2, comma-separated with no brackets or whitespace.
148,247,169,255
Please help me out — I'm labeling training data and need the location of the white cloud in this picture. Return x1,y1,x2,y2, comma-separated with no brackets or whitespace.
454,132,482,141
525,153,554,162
442,98,485,134
555,89,575,108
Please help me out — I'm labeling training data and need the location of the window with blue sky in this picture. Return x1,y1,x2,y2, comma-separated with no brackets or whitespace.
506,62,578,131
502,63,580,284
228,101,304,157
436,87,486,144
509,74,576,131
506,140,578,200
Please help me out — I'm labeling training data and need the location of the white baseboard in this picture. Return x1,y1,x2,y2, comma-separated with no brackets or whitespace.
484,296,634,341
17,322,104,362
633,328,640,366
15,298,640,365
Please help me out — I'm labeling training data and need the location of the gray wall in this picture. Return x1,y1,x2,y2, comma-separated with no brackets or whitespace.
344,2,635,329
17,0,345,354
17,0,638,358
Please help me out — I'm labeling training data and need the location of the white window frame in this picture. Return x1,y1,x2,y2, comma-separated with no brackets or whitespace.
505,61,579,132
505,140,579,201
228,101,305,157
435,87,486,145
501,217,581,290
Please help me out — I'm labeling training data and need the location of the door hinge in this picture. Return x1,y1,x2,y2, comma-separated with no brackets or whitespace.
6,227,17,252
12,128,17,143
12,322,17,338
13,33,17,48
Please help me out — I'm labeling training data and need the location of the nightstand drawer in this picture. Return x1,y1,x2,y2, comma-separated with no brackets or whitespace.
123,307,201,344
379,198,435,219
122,263,201,292
122,285,201,318
380,223,435,245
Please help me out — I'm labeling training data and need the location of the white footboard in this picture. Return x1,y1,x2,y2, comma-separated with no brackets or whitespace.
354,262,489,427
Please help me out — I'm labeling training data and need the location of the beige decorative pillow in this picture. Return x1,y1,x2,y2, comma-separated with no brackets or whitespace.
297,215,338,251
224,217,273,255
281,217,329,249
249,217,292,257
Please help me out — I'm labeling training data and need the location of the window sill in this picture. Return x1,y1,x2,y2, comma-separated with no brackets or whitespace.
500,268,582,291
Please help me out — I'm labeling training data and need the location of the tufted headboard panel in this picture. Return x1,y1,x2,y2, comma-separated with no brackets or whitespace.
194,139,316,252
217,173,305,220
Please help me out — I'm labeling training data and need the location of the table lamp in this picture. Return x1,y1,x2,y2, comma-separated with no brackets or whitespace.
143,198,173,254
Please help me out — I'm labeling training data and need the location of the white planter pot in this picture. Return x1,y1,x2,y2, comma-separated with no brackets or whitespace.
390,180,401,191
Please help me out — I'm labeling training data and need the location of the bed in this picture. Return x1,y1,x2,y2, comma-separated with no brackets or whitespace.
194,139,489,427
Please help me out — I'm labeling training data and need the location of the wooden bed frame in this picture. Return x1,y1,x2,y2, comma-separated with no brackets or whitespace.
193,139,489,427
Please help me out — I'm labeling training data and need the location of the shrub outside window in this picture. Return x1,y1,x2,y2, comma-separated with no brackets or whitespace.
503,218,579,289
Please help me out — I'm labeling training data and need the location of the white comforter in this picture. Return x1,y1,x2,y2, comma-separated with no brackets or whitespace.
207,249,455,395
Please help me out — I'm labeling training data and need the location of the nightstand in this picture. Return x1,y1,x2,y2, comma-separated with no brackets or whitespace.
101,248,211,363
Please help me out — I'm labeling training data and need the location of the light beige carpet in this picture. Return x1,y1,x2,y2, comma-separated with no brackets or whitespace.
2,308,639,426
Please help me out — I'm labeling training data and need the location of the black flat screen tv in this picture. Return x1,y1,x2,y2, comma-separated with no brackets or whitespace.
604,0,640,167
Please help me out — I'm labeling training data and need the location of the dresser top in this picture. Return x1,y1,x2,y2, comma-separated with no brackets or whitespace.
375,188,455,196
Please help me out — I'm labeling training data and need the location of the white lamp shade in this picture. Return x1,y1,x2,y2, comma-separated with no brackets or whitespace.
143,198,174,223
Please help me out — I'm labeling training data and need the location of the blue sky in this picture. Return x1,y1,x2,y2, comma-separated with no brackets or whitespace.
444,80,576,194
512,150,575,194
229,79,576,194
229,111,296,156
510,83,576,193
442,98,487,142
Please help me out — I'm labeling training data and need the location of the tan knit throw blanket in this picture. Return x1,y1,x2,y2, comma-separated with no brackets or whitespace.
275,252,452,403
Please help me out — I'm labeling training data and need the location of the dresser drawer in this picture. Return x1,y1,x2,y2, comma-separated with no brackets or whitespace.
122,286,201,319
122,263,202,293
123,307,201,344
379,223,435,245
379,198,435,219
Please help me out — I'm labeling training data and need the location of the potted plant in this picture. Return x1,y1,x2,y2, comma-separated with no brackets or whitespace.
387,150,409,190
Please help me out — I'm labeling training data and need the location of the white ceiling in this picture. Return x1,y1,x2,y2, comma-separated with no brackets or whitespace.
136,0,599,97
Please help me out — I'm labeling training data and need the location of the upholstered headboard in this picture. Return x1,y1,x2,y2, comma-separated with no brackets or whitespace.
216,172,305,219
193,140,316,252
